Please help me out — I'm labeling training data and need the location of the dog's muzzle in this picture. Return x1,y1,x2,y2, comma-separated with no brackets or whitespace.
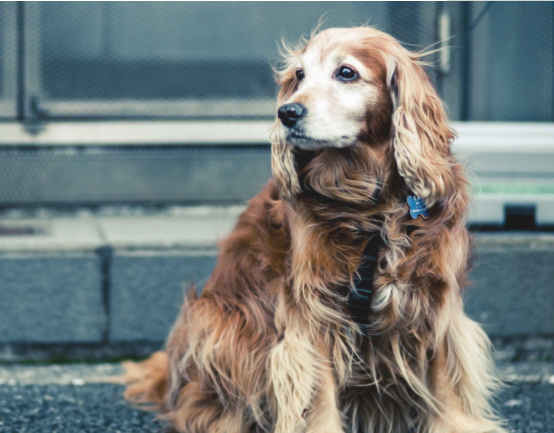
278,103,306,128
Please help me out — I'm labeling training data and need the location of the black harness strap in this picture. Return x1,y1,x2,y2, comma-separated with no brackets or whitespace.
347,232,383,326
347,188,425,326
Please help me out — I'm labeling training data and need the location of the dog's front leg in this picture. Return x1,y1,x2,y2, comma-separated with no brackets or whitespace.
270,307,344,433
303,357,344,433
270,315,318,433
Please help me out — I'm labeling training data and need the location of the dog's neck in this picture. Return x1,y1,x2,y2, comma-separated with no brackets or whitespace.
287,143,402,228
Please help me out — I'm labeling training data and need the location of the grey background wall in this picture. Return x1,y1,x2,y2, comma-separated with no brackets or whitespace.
1,225,553,361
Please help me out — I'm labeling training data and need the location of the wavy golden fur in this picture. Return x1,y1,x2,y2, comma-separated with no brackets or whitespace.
122,27,505,433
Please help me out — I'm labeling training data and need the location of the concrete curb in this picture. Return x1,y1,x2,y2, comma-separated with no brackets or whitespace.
0,212,552,360
3,361,554,386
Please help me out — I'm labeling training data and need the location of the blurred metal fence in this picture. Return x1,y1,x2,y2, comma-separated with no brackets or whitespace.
1,2,554,121
0,3,17,118
0,2,551,208
27,2,439,120
468,2,554,121
0,146,272,205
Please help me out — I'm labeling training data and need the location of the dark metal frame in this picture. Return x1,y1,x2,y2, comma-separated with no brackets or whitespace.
15,2,470,122
2,2,550,125
0,2,17,118
21,2,277,121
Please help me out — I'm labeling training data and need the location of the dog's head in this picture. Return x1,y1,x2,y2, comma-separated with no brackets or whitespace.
270,27,456,207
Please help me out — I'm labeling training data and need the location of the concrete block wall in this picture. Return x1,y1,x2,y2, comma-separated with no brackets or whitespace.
465,234,554,336
0,211,552,360
0,252,103,343
110,250,217,341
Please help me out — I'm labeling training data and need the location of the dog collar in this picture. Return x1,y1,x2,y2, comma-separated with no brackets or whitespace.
347,231,383,327
407,195,429,219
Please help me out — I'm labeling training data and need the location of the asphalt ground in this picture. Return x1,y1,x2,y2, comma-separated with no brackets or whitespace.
0,364,553,433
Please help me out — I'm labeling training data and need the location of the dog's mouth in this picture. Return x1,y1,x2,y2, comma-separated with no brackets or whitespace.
291,131,306,139
285,128,330,148
287,129,312,141
285,128,353,150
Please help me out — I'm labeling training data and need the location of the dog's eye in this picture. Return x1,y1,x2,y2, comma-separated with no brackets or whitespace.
336,66,358,81
295,69,305,82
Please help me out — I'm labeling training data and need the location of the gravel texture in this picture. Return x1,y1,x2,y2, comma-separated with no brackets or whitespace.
0,377,552,432
0,383,165,433
0,363,123,386
499,382,554,433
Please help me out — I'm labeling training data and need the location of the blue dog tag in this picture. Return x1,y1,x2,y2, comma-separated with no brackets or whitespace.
407,196,429,219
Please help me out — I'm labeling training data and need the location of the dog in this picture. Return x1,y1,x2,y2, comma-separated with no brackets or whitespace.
122,27,505,433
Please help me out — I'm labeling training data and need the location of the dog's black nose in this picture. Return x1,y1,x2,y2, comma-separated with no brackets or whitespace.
278,103,306,128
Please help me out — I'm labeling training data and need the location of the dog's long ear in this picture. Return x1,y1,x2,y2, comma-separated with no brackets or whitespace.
387,52,456,207
269,62,301,199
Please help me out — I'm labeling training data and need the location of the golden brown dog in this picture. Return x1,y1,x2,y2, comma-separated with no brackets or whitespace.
123,27,505,433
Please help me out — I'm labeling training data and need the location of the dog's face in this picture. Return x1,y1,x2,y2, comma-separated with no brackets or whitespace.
276,29,391,150
271,27,457,207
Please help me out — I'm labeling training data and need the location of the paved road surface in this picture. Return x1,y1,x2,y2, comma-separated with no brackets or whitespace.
0,363,553,433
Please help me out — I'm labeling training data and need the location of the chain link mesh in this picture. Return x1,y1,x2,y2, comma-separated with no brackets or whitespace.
1,3,553,121
34,2,440,119
467,2,554,121
0,2,551,206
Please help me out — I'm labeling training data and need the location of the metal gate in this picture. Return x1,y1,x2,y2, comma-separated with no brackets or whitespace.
0,2,551,209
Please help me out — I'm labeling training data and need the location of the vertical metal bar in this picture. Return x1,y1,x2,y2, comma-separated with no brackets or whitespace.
434,2,465,121
416,2,438,85
460,2,471,121
0,2,18,118
437,8,451,76
21,1,43,123
433,2,445,97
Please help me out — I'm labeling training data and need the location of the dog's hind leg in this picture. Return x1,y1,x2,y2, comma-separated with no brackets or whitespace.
110,351,169,411
166,381,250,433
427,304,507,433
